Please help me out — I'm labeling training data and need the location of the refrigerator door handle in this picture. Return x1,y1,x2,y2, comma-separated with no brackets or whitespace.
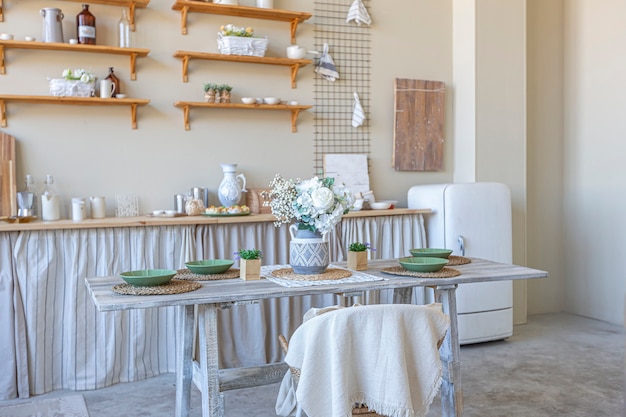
458,235,465,256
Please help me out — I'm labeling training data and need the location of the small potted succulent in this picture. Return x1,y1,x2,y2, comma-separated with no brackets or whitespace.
203,83,218,103
219,84,233,103
235,248,262,280
347,242,374,271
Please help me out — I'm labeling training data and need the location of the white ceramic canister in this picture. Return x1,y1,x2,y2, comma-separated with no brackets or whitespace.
72,198,87,221
90,196,106,219
40,8,64,43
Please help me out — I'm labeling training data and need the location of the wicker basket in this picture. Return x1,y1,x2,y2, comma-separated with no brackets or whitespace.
217,33,268,57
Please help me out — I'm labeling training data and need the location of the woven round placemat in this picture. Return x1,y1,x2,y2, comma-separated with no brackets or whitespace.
447,256,471,266
272,267,352,281
381,266,461,278
112,279,201,295
175,268,240,281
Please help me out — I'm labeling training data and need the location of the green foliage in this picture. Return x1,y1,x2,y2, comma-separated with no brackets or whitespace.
236,249,263,260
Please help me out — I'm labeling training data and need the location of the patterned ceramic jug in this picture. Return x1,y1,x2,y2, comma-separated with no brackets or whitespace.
218,163,246,207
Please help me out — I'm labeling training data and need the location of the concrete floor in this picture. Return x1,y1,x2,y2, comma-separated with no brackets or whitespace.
3,313,624,416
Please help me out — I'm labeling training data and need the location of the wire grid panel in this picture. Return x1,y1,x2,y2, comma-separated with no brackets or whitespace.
313,0,371,175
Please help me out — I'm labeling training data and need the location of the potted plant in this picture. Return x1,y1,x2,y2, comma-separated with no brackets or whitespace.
347,242,373,271
264,174,354,274
219,84,233,103
235,248,262,280
203,83,217,103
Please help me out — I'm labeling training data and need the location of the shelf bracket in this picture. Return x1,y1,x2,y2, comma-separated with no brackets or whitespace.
182,55,190,83
180,6,189,35
0,46,4,75
182,105,190,130
130,103,138,129
0,0,4,23
129,53,138,80
289,64,299,89
0,99,6,127
129,2,137,32
289,19,299,45
290,108,301,133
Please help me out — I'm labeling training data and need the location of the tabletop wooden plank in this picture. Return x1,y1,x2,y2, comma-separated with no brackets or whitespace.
85,258,548,312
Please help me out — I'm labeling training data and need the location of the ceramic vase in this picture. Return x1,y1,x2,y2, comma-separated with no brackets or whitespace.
289,224,330,274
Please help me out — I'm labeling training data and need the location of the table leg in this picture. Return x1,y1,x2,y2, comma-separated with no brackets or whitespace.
437,284,463,417
176,305,195,417
198,304,224,417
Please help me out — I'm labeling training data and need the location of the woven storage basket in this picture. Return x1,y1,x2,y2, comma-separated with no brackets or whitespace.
217,33,268,57
278,335,385,417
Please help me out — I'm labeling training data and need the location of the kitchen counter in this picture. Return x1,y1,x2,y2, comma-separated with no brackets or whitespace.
0,208,429,400
0,208,429,231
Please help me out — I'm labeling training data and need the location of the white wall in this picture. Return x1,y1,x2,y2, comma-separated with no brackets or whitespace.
0,0,453,217
562,0,626,324
526,0,565,315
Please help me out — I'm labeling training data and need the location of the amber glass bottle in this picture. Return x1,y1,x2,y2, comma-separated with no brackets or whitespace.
105,67,121,97
76,4,96,45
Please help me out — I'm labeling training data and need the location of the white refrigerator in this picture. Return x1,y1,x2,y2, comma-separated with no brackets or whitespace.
407,182,513,344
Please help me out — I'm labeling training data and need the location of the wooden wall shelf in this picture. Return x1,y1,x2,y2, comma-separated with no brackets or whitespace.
173,51,311,87
171,0,311,43
0,40,149,80
0,95,150,129
0,1,150,30
173,101,312,132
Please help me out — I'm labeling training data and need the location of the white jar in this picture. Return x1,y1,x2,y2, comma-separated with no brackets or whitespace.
72,198,86,221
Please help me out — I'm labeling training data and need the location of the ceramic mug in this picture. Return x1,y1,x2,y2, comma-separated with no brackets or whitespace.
99,79,116,99
72,198,87,221
90,196,106,219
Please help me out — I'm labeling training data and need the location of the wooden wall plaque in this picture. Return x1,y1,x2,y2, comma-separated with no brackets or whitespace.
393,78,446,171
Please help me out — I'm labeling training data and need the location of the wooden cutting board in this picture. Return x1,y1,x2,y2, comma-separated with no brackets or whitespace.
0,132,17,217
393,78,446,171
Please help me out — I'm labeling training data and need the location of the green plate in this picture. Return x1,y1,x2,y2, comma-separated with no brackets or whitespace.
201,212,250,217
185,259,234,275
398,257,449,272
409,248,453,259
120,269,177,287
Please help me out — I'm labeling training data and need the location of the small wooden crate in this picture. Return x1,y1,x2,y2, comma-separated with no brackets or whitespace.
245,188,272,214
347,251,368,271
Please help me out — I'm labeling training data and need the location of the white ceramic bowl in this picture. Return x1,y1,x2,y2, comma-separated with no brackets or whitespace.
264,97,281,105
241,97,256,104
370,201,392,210
115,94,127,99
0,34,14,41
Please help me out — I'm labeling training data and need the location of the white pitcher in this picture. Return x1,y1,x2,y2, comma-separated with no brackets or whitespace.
218,163,246,207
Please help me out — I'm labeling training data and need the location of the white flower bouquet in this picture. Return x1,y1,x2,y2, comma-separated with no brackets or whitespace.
265,174,354,235
49,68,96,97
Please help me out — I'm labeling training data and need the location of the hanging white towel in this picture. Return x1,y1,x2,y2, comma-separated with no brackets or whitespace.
314,43,339,82
346,0,372,26
352,91,366,128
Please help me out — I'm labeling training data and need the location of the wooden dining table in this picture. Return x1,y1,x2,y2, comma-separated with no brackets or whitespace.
85,258,548,417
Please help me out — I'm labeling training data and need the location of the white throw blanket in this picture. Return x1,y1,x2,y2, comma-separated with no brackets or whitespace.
284,304,450,417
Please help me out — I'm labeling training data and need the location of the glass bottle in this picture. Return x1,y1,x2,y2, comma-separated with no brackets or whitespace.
117,9,131,48
105,67,120,97
76,4,96,45
41,174,61,221
24,174,38,217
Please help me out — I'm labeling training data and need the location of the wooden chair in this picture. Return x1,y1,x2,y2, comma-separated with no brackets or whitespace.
278,304,449,417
